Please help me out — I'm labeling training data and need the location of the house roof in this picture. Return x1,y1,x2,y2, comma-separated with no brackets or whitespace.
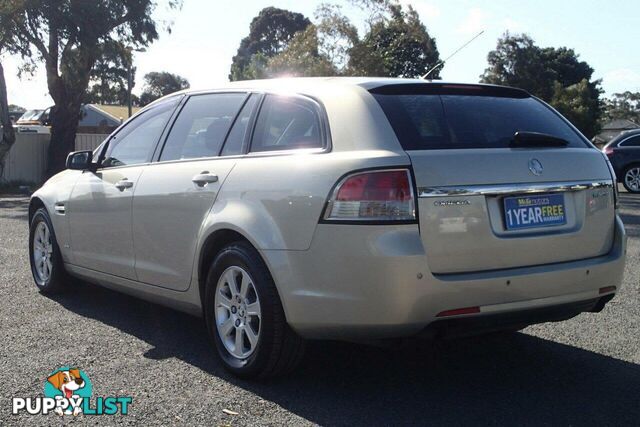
602,119,639,131
89,104,141,121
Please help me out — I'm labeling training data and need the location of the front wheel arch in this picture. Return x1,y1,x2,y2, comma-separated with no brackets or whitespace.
29,197,46,223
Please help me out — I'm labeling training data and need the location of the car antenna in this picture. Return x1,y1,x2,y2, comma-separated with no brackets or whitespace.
422,30,485,80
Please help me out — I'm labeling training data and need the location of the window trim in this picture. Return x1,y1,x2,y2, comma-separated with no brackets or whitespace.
617,134,640,147
247,92,331,155
96,95,183,170
218,93,263,157
151,90,251,164
142,89,333,166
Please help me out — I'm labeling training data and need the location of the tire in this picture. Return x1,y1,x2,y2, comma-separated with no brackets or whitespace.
622,165,640,193
29,208,69,294
204,241,304,379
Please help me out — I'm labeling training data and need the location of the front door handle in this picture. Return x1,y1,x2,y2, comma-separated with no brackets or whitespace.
115,179,134,191
192,171,218,187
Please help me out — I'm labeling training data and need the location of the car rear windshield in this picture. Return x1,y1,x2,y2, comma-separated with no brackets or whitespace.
371,84,588,150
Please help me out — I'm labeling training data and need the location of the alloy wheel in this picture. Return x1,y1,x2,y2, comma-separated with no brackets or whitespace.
33,221,53,282
214,266,262,359
625,167,640,192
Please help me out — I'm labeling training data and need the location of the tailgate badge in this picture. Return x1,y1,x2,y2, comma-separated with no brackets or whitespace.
434,200,471,207
528,159,544,176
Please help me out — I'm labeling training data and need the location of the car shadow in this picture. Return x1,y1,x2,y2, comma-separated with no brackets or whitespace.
0,196,29,221
48,282,640,426
619,192,640,237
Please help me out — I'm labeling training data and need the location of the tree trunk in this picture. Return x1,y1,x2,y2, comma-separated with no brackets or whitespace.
0,60,17,172
47,99,82,176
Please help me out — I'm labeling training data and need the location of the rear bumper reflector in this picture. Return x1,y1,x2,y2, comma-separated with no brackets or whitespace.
436,306,481,317
599,286,616,294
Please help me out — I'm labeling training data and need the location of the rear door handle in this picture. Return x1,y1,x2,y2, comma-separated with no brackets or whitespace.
115,179,134,191
192,171,218,187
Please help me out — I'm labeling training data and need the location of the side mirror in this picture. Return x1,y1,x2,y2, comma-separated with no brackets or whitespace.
65,150,93,170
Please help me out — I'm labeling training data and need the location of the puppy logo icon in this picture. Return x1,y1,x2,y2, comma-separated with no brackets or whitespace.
44,367,92,416
12,366,131,416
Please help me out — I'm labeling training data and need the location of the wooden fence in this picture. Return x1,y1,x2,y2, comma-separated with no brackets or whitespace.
1,133,108,185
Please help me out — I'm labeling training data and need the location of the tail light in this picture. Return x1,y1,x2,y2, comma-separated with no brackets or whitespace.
323,169,416,222
601,153,619,209
603,146,614,157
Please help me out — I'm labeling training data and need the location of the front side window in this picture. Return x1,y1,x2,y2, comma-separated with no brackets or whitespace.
102,97,179,168
159,93,247,162
250,95,323,152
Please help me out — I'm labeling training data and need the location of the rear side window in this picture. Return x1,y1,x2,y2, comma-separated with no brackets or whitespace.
372,86,587,150
250,95,323,152
160,93,247,161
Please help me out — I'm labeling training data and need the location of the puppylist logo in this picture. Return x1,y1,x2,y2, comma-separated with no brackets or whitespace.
12,367,132,416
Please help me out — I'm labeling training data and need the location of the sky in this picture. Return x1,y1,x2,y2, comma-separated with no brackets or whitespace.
3,0,640,109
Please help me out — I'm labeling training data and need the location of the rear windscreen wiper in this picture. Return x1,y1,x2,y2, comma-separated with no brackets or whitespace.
510,131,569,147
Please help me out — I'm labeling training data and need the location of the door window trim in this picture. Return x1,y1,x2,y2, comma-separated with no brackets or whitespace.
617,134,640,147
96,95,183,171
141,89,333,166
151,90,252,164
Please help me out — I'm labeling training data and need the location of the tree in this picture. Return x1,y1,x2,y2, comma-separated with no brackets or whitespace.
0,7,26,166
233,2,441,80
8,104,26,112
551,80,601,138
1,0,181,175
603,91,640,123
349,3,440,78
0,60,16,167
481,32,603,138
265,26,337,78
86,41,135,106
230,7,312,81
139,71,189,105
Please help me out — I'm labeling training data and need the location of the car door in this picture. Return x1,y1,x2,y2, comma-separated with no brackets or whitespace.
67,97,180,279
131,92,256,290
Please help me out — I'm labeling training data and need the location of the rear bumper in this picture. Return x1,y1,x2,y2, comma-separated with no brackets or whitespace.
420,295,614,339
263,215,626,340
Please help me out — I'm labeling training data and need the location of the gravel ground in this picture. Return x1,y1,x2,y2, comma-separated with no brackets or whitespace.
1,192,639,426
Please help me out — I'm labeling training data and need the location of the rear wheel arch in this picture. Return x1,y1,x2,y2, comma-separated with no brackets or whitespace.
198,229,270,309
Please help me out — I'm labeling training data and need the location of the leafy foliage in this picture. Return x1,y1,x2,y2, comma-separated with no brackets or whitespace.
0,0,181,174
8,104,25,112
603,92,640,124
349,3,440,78
230,7,312,81
481,32,602,138
86,41,136,106
139,71,189,105
231,1,440,80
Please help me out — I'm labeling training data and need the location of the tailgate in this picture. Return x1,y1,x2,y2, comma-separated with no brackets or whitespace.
369,83,616,274
411,149,615,273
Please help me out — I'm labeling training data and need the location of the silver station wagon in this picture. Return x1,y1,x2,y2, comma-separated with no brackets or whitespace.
29,78,627,378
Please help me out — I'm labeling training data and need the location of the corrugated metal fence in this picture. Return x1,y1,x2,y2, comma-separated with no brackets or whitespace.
75,133,107,151
1,133,108,184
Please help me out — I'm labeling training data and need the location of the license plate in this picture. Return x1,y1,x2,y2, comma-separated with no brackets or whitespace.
504,193,566,230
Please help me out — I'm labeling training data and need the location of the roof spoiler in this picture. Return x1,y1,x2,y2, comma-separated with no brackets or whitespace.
369,83,530,98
